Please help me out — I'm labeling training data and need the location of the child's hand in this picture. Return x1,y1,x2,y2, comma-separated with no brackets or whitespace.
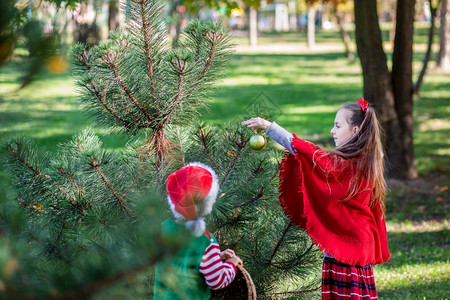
226,255,243,267
220,249,235,260
242,117,272,131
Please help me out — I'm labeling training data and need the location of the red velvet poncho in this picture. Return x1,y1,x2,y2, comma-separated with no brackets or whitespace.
279,134,391,266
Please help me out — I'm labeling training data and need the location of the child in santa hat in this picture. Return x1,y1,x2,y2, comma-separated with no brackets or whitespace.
154,162,243,300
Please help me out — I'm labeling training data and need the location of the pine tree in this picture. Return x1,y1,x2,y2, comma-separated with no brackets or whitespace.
70,0,232,169
1,0,322,298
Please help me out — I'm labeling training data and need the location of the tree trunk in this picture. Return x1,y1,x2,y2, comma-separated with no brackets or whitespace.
288,0,297,31
391,0,417,179
354,0,412,179
108,0,119,31
354,0,395,118
249,7,258,48
173,12,185,48
73,4,100,46
414,2,439,94
437,0,450,69
335,8,354,60
169,4,186,49
307,5,316,48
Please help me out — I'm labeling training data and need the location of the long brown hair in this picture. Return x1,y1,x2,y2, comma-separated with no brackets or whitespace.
328,103,387,215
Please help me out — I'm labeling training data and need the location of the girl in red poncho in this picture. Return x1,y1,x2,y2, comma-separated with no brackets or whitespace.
242,99,390,299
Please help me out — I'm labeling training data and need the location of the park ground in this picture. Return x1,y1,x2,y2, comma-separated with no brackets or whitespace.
0,27,449,299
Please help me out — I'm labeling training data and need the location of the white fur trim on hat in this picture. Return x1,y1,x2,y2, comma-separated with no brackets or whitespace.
167,196,186,220
186,217,206,237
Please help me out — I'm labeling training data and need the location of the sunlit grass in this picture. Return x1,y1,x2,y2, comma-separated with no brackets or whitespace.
375,262,449,299
222,77,271,85
282,105,340,114
387,219,449,233
376,219,449,298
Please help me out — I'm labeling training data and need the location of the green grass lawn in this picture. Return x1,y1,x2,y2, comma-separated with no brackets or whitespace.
1,28,449,299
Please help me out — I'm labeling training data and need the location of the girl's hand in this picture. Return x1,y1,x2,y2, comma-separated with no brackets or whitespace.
226,255,243,267
220,249,235,260
241,117,272,131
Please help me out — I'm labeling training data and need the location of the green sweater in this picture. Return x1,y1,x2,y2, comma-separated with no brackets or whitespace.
154,218,215,300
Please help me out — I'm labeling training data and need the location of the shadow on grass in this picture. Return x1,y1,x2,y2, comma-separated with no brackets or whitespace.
385,230,449,265
386,171,449,222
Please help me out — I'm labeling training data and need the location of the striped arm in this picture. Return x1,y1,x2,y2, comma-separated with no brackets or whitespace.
199,243,237,290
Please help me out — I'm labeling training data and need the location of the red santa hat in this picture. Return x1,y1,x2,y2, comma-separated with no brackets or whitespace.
167,162,219,236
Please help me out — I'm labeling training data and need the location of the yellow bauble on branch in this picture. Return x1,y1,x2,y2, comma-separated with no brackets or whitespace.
249,134,266,151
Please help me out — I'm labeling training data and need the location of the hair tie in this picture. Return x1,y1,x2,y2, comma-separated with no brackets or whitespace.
357,98,369,113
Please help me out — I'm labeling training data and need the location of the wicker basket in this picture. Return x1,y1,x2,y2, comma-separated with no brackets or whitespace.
211,265,257,300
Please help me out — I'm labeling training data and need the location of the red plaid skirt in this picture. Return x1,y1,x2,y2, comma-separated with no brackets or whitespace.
322,257,378,299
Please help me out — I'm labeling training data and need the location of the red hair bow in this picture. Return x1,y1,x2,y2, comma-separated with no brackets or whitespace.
357,98,369,112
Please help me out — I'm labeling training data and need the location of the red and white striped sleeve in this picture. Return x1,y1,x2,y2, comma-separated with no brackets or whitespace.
199,242,237,290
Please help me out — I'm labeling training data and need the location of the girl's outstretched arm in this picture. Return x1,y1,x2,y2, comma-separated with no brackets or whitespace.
241,117,272,130
242,118,294,154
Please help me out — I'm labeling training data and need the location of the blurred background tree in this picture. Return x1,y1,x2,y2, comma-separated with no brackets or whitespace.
0,0,61,89
436,0,450,69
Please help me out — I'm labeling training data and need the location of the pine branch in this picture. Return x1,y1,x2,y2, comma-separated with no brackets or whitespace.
266,242,316,270
24,226,72,264
58,167,93,210
139,0,156,98
163,56,187,124
235,159,278,208
59,258,157,300
50,204,62,211
237,185,264,208
52,223,66,245
89,158,132,216
196,31,224,83
174,59,187,100
88,82,139,128
270,286,321,297
195,125,219,170
219,135,246,186
175,126,185,166
269,222,292,263
16,198,43,212
104,55,151,121
99,219,109,227
185,32,223,99
58,167,83,197
76,51,139,129
8,144,85,214
8,144,44,178
251,223,257,258
42,224,71,264
271,163,281,181
243,160,264,185
197,43,215,82
266,259,300,269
